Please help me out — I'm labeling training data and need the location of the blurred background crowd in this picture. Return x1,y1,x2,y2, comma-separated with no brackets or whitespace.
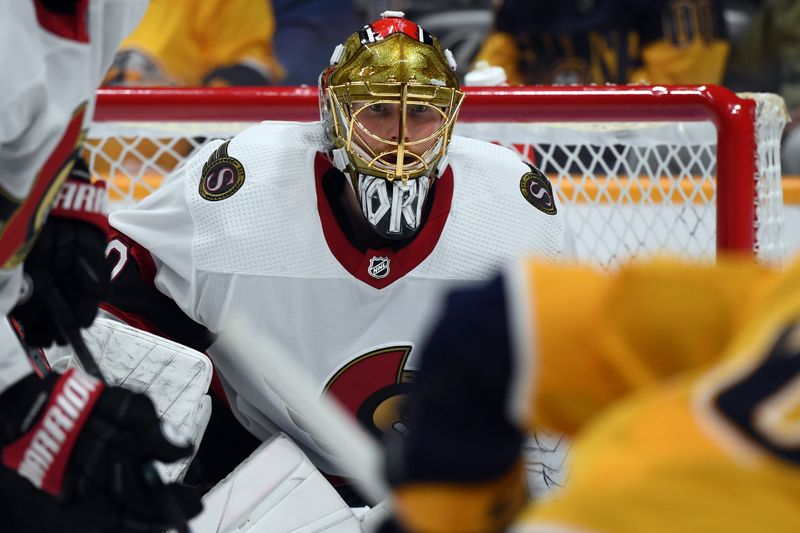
100,0,800,173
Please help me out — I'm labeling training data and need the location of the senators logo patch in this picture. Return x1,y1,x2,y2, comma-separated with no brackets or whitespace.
324,346,415,438
199,141,245,201
520,166,557,215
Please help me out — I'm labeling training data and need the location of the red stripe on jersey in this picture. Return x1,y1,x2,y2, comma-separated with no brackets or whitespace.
33,0,90,43
314,153,453,289
0,104,87,268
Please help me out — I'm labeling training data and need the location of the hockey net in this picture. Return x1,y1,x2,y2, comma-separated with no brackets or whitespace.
85,85,788,267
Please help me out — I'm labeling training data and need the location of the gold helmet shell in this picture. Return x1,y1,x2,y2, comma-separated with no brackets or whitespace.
320,13,465,184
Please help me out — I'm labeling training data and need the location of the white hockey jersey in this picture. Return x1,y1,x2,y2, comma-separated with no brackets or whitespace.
0,0,147,393
107,120,570,475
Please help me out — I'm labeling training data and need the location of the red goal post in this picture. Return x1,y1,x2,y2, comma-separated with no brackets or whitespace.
87,85,788,266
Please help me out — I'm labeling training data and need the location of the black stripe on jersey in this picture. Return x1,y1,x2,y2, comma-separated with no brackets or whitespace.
103,237,215,353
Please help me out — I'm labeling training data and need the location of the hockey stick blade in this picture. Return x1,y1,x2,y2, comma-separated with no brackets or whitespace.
45,289,192,533
220,310,391,505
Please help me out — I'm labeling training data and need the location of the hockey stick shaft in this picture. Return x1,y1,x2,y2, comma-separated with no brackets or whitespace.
45,289,192,533
44,291,103,379
220,311,391,505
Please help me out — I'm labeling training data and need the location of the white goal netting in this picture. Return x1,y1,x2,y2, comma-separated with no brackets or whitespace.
84,86,788,267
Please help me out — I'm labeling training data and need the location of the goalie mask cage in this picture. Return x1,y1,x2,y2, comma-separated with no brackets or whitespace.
86,85,787,267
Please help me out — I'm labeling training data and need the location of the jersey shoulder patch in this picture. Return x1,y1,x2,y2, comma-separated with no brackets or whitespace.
199,141,245,201
520,164,557,216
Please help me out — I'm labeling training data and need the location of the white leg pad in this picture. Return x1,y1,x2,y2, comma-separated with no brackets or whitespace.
47,316,214,482
190,433,363,533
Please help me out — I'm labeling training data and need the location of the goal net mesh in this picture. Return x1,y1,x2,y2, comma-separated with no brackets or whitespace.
83,88,788,267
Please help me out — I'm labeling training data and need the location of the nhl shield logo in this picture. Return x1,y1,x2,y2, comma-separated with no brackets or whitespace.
368,256,390,279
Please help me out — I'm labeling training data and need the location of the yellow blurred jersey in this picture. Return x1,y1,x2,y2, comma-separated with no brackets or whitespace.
105,0,283,86
507,257,800,532
474,0,729,85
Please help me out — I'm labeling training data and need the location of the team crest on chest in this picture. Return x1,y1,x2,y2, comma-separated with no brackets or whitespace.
323,346,415,438
368,256,390,279
199,141,245,201
520,165,557,215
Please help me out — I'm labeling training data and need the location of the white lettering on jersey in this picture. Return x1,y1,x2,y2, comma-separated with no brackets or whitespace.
53,181,104,214
105,239,129,281
362,178,391,225
17,372,100,488
360,175,430,234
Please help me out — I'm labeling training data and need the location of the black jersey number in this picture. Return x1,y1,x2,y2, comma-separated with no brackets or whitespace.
712,322,800,465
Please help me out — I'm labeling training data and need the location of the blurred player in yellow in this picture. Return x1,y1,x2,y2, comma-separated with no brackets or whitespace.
103,0,283,86
472,0,730,85
386,255,800,532
95,0,286,210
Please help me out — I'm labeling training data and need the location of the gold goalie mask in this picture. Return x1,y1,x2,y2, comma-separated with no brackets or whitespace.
319,11,465,240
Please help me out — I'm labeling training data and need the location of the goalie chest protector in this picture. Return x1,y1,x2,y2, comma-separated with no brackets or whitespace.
113,120,567,474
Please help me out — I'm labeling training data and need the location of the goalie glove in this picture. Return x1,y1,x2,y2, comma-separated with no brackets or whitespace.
0,369,202,532
11,156,110,347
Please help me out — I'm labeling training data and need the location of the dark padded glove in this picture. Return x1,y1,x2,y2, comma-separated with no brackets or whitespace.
0,370,202,532
11,157,110,347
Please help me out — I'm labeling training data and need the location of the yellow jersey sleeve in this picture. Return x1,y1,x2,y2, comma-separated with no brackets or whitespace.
516,257,800,533
521,257,773,434
630,38,729,84
388,256,800,533
110,0,283,86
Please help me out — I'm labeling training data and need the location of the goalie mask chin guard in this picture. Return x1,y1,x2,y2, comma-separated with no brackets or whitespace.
320,12,465,241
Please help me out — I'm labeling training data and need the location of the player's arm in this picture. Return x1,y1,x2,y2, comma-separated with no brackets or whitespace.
106,0,284,86
103,230,215,352
630,0,730,84
103,140,227,350
523,257,771,434
10,157,111,349
196,0,284,85
387,256,773,533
